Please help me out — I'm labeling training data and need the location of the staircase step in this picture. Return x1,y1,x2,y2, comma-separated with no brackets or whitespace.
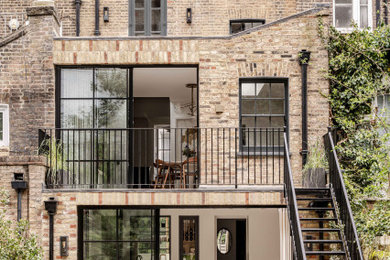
298,207,334,211
302,228,340,232
295,188,330,195
306,250,345,255
296,198,331,201
300,218,337,221
304,239,343,244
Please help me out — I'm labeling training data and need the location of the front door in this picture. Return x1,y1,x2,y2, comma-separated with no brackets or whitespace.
217,219,246,260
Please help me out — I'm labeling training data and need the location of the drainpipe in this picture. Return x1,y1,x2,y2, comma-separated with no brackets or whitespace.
11,173,28,222
94,0,100,36
45,198,58,260
298,50,311,168
75,0,82,36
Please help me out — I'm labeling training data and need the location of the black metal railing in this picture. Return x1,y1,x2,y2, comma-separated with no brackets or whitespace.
283,132,306,260
39,127,285,189
324,128,364,260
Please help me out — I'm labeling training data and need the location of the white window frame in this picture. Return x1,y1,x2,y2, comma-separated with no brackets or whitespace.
333,0,373,32
0,104,10,147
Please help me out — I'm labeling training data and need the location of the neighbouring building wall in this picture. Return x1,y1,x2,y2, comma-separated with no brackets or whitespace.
0,2,59,157
0,1,59,251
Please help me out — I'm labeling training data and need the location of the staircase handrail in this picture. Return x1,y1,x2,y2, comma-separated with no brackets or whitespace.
324,128,364,260
284,132,307,260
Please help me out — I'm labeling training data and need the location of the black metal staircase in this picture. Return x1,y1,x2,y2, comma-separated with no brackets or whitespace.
296,187,347,259
283,129,364,260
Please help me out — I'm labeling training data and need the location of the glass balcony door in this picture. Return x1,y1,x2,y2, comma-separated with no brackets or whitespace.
59,68,131,188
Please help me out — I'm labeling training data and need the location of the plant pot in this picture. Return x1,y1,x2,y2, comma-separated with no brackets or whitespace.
302,168,327,188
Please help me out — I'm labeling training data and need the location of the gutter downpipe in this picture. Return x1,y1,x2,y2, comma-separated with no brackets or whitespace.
94,0,100,36
75,0,82,36
298,50,311,167
45,198,58,260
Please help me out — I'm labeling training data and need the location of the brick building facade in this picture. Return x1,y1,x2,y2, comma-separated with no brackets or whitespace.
0,0,384,259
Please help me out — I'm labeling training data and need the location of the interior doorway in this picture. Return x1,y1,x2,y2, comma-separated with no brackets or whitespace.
217,219,247,260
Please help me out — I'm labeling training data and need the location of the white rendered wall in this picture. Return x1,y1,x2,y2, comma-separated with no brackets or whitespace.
160,208,290,260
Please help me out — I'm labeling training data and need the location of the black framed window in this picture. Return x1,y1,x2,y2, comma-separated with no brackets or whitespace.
60,68,129,129
129,0,167,36
239,78,288,152
230,19,265,34
82,209,156,259
80,208,170,260
179,216,199,260
58,68,130,186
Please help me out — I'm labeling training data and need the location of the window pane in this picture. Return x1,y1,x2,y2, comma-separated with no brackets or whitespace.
256,83,270,98
256,116,270,128
271,116,284,127
244,23,252,30
241,83,255,97
255,100,269,114
360,6,368,28
160,217,170,259
0,112,3,141
120,210,154,241
241,117,255,128
377,95,384,108
181,218,197,259
231,23,243,34
95,100,127,128
131,242,153,260
360,0,368,4
270,100,284,114
335,5,353,28
135,9,145,32
119,242,154,259
241,100,255,114
135,0,144,8
83,210,117,241
61,100,93,128
270,83,285,98
95,68,127,98
151,9,161,32
335,0,352,3
84,242,117,259
61,69,93,98
152,0,161,8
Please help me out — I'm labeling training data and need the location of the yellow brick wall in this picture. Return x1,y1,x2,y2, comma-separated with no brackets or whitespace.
55,0,333,37
54,9,331,184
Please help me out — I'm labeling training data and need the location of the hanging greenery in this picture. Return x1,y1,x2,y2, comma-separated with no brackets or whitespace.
318,20,390,257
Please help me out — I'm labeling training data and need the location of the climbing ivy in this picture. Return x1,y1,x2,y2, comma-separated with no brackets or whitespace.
318,20,390,257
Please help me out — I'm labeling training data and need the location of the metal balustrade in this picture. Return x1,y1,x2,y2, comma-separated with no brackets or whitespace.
283,132,306,260
324,129,364,260
39,127,285,189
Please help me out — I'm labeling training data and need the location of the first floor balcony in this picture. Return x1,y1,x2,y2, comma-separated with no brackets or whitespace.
39,127,285,190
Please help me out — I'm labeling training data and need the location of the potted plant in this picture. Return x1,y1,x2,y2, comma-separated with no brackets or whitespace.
302,140,328,188
39,138,68,188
